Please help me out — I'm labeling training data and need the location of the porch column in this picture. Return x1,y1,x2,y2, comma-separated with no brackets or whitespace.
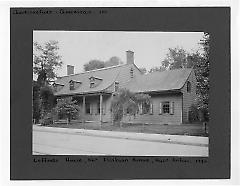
111,93,114,124
82,96,86,123
100,94,103,124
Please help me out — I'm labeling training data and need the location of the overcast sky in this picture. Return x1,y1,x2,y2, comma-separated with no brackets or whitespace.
33,31,204,77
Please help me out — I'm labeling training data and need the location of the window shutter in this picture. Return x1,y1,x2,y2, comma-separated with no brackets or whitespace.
150,103,153,114
170,102,174,115
159,102,162,115
139,104,143,115
103,103,106,115
90,104,92,115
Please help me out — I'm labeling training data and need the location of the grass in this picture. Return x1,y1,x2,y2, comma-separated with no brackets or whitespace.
46,120,208,137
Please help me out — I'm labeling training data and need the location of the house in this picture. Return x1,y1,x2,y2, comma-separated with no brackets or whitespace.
53,50,197,125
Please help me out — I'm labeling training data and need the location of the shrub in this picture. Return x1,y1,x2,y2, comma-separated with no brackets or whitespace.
40,112,54,126
110,89,150,124
189,104,199,122
55,97,81,123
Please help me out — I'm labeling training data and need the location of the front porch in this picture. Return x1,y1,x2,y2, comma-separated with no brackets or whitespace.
57,93,113,124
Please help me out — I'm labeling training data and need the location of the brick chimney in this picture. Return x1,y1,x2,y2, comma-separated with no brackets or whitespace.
126,50,134,64
67,65,74,75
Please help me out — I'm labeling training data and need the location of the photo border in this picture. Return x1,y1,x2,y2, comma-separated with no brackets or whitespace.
10,7,230,180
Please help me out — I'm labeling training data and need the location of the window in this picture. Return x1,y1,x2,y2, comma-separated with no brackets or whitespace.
114,82,119,92
149,103,153,114
139,102,150,114
162,101,170,114
187,81,191,93
130,68,134,78
159,101,174,115
86,102,91,114
69,81,74,90
90,82,95,88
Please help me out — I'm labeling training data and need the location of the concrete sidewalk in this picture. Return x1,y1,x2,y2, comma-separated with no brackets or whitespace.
33,125,208,147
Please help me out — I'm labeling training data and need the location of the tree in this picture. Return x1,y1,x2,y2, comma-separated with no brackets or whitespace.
110,89,150,125
84,56,123,71
55,97,80,124
162,47,190,70
105,56,123,67
83,59,105,71
148,66,166,73
33,40,63,84
38,85,56,125
32,81,41,123
195,33,210,121
39,85,55,117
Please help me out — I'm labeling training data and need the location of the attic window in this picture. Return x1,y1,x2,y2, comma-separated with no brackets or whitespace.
89,76,102,88
69,80,81,90
130,68,134,78
114,82,119,92
90,82,95,88
187,81,191,93
69,81,74,90
53,83,64,92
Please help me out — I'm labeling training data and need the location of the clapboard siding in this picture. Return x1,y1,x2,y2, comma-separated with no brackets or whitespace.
122,94,182,125
181,70,198,123
116,64,142,89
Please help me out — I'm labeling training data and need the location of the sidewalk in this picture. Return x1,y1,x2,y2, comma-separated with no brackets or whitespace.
33,125,208,147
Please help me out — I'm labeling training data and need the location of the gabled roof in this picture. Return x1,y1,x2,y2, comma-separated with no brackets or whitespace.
124,68,193,93
54,64,130,96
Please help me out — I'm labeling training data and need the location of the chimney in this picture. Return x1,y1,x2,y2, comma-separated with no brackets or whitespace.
67,65,74,75
126,50,134,64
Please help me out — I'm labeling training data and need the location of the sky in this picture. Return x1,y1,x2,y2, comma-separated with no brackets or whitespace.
33,31,204,77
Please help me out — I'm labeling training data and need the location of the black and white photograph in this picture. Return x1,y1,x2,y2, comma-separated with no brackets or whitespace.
8,6,232,180
32,31,209,156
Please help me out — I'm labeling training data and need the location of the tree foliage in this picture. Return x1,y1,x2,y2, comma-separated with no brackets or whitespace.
148,66,166,73
84,59,105,71
83,56,123,71
38,85,56,125
55,97,80,122
195,33,210,120
39,85,55,115
105,56,123,67
161,47,192,70
33,40,63,83
32,81,41,123
110,89,150,124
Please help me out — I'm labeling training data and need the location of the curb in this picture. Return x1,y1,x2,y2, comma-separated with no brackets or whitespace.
33,125,209,147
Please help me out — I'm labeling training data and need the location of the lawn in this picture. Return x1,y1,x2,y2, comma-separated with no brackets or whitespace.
46,121,208,137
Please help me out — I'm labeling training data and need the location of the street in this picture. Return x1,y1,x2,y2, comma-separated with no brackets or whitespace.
33,127,208,156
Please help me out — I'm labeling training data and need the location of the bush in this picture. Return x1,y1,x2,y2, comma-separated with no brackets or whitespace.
189,104,199,122
40,112,54,126
55,97,81,123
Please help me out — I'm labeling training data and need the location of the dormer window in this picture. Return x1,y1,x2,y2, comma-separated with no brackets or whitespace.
130,68,134,78
89,76,103,88
187,81,191,93
90,82,95,88
114,82,119,92
53,83,64,92
69,81,74,90
69,80,81,90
